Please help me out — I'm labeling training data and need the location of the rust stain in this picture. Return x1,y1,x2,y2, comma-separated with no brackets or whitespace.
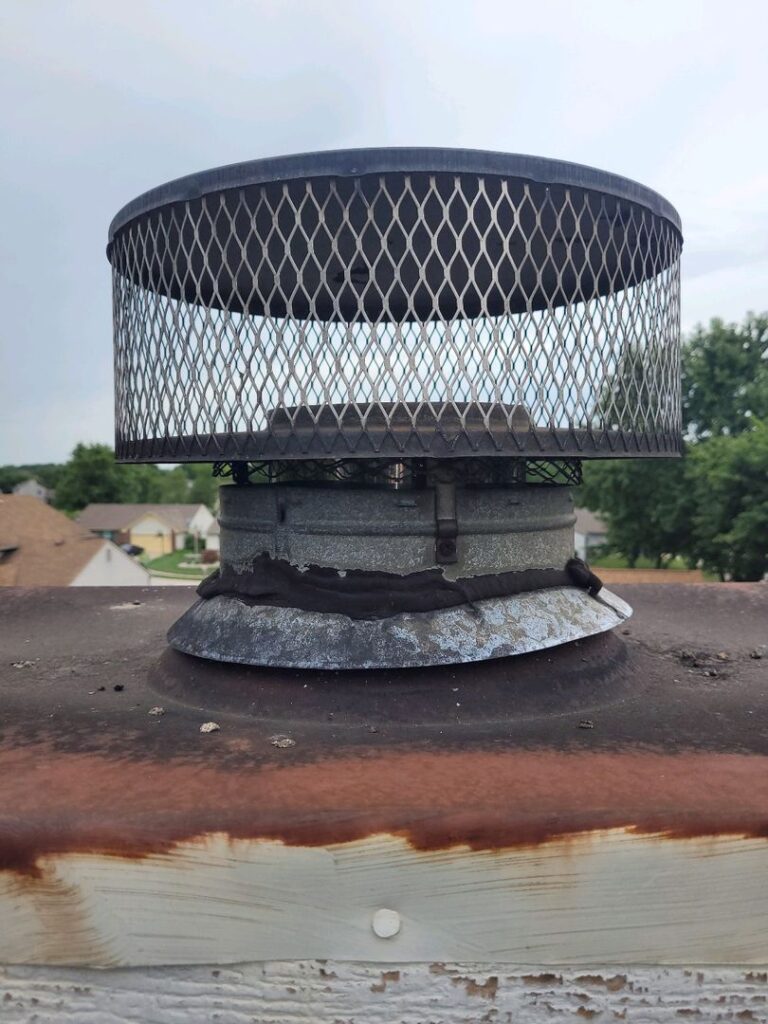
370,969,401,993
575,974,627,992
745,973,768,983
575,1008,599,1020
451,973,499,999
430,963,456,976
0,745,767,876
522,973,564,985
2,870,112,963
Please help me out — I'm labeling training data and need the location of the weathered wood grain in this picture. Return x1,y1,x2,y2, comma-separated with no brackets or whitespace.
1,831,767,967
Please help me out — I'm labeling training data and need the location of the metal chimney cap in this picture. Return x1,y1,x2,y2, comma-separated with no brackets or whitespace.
108,147,682,462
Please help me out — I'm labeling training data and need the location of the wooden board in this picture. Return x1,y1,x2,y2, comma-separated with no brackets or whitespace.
1,831,767,967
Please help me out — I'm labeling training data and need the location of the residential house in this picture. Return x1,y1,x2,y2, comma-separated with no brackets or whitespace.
77,503,215,558
574,507,608,561
204,518,220,553
12,478,53,503
0,495,150,586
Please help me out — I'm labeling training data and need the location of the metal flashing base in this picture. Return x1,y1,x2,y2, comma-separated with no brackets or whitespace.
167,586,631,670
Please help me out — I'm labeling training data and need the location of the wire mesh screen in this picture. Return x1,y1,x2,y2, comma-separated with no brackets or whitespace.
109,152,682,462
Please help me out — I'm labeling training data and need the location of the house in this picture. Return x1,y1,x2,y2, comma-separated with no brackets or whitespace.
205,518,220,553
0,495,150,586
574,506,608,561
77,503,215,558
12,478,53,503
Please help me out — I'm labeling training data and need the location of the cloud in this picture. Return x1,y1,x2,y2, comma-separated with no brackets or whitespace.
1,0,766,461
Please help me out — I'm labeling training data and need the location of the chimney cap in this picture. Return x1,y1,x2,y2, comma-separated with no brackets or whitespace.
108,148,683,462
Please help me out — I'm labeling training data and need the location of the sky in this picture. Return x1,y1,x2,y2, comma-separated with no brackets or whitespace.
1,0,766,464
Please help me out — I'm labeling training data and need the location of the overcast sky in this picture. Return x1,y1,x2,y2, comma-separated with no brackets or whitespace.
1,0,766,464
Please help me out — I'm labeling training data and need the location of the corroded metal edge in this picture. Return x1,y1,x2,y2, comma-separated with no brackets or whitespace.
166,586,632,669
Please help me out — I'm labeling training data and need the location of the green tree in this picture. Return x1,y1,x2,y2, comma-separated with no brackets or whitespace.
50,443,223,512
0,463,64,493
180,463,219,509
578,458,692,568
126,464,191,503
159,467,196,503
580,311,768,573
54,444,138,511
683,313,768,438
5,450,217,512
687,421,768,581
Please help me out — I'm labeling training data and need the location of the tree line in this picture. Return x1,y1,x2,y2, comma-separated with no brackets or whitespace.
0,448,218,512
578,312,768,581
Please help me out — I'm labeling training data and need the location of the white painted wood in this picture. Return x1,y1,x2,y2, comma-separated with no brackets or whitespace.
187,504,215,538
1,831,767,968
71,541,150,586
0,961,766,1023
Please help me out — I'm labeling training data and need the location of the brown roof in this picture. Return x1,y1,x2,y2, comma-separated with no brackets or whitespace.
598,568,706,584
574,506,608,536
0,495,104,586
77,503,204,533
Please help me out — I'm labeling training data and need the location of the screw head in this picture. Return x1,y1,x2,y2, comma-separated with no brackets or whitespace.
372,908,401,939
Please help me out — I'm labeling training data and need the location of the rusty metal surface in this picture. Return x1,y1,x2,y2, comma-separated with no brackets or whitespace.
168,588,631,668
0,584,766,875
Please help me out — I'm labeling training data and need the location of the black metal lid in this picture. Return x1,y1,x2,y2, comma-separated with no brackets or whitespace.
107,148,681,322
109,147,682,241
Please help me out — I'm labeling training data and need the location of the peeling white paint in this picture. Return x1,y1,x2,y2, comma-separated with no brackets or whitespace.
0,961,765,1023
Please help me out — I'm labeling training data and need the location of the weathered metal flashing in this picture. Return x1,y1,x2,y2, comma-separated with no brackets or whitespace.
181,481,622,669
168,586,630,669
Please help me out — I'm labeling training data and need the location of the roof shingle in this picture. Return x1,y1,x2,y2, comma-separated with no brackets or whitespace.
77,503,204,533
0,496,105,586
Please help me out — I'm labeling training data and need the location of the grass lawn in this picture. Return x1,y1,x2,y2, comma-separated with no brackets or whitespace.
144,550,209,577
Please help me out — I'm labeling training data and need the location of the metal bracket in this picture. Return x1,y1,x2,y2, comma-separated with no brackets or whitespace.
231,461,251,486
433,468,458,564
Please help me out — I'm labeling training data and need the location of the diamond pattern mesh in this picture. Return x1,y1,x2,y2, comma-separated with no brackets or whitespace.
212,457,583,488
110,170,681,462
